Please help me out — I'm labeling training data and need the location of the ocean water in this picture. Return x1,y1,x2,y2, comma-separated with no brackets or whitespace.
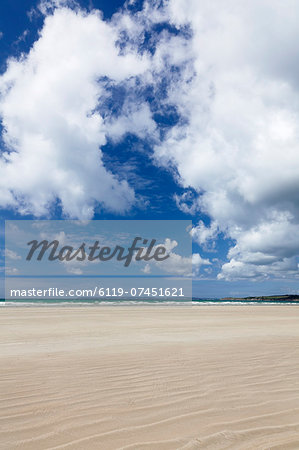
1,298,192,307
1,298,299,306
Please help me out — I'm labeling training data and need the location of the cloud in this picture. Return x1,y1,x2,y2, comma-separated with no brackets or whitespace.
174,191,201,215
144,238,210,277
0,1,189,221
142,263,151,274
5,267,19,275
2,0,299,280
150,0,299,280
191,221,220,251
218,213,299,280
5,249,21,260
0,5,149,218
192,253,211,276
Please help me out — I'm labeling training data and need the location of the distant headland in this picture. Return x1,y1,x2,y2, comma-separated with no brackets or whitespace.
221,295,299,303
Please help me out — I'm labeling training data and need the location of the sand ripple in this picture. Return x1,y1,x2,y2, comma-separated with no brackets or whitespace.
1,306,299,449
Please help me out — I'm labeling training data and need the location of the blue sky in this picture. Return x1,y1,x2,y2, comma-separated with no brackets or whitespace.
1,0,299,297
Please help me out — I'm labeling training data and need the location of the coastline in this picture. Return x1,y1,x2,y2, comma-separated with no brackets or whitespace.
3,299,299,306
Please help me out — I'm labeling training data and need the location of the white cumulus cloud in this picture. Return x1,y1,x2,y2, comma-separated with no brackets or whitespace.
0,5,149,218
151,0,299,280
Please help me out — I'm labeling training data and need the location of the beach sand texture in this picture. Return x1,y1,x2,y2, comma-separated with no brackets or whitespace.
1,306,299,449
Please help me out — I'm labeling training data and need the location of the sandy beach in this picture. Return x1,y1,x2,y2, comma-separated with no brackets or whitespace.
1,306,299,449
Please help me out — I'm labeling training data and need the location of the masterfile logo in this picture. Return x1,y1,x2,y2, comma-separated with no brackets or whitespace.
26,237,170,266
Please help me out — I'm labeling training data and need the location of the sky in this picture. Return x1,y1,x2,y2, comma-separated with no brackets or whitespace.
1,0,299,297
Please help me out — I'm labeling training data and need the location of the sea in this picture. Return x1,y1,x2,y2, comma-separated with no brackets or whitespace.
1,298,299,306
